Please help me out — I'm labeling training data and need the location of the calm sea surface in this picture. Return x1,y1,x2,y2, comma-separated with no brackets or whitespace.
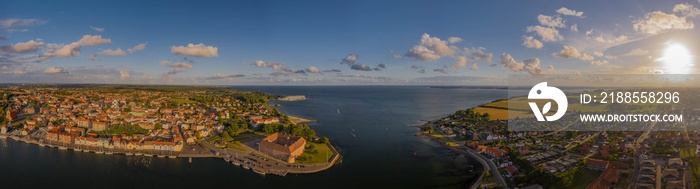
0,86,510,189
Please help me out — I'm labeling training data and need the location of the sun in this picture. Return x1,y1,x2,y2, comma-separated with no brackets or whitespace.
658,43,693,74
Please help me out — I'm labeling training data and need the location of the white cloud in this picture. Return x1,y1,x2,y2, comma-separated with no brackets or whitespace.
470,63,478,71
2,40,43,53
341,54,357,65
90,26,105,32
46,35,112,57
522,35,544,49
0,18,47,31
591,51,604,57
594,35,628,43
392,55,401,59
87,54,98,61
171,43,218,57
537,15,566,28
43,67,68,74
162,68,184,76
306,66,319,73
553,45,594,60
159,60,193,68
526,25,563,42
202,73,245,80
633,11,694,34
464,47,493,62
77,35,111,46
404,33,456,61
548,65,555,71
622,48,649,56
499,53,544,75
570,24,578,32
590,60,608,66
557,7,584,17
100,48,126,56
447,37,463,44
451,56,468,70
119,70,130,80
127,43,146,53
673,3,700,17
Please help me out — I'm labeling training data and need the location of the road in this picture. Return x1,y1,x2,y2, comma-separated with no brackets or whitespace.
438,130,508,188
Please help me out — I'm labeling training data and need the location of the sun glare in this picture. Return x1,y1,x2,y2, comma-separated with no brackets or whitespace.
658,43,693,74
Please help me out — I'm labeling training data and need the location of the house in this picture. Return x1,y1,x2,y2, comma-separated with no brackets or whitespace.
640,159,655,167
92,121,107,131
637,175,655,184
640,167,655,175
585,168,619,189
258,132,306,163
250,117,280,128
668,158,684,169
505,166,518,178
662,169,680,182
586,159,609,171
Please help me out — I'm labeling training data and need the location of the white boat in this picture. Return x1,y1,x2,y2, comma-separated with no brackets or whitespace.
337,108,340,114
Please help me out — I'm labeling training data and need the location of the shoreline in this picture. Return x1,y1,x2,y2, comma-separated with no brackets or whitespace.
2,132,340,176
412,117,492,189
287,115,316,125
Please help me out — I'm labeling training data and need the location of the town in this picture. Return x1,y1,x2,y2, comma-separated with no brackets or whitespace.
422,104,700,189
0,85,339,176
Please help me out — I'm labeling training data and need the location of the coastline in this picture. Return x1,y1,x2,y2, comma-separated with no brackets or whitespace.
2,129,339,176
288,115,315,125
416,130,486,189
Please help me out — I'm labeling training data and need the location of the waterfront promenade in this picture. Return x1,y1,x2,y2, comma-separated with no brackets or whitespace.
2,129,340,176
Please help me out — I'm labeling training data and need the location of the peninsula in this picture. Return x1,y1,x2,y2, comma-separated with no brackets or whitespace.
0,85,339,176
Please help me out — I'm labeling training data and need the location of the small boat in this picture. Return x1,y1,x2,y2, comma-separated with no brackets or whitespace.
243,166,250,170
337,108,340,114
189,157,192,163
168,156,177,159
350,133,356,138
253,168,266,175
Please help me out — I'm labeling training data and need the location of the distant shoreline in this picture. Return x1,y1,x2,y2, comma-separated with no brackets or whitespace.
288,115,316,124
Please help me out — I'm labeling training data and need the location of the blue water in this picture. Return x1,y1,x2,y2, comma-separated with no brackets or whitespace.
0,86,509,188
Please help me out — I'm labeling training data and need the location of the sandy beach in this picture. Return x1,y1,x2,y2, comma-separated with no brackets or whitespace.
288,115,315,124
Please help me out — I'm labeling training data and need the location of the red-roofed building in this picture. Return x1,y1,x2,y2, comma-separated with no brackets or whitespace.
258,132,306,163
585,168,619,189
586,159,609,171
506,166,518,177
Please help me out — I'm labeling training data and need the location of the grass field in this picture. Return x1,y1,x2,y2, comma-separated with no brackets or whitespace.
226,141,251,151
473,107,530,120
550,169,602,189
295,142,333,164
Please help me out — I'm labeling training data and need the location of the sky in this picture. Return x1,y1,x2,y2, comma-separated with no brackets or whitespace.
1,0,700,85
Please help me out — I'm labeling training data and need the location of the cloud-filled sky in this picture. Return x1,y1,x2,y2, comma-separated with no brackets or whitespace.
1,0,700,85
